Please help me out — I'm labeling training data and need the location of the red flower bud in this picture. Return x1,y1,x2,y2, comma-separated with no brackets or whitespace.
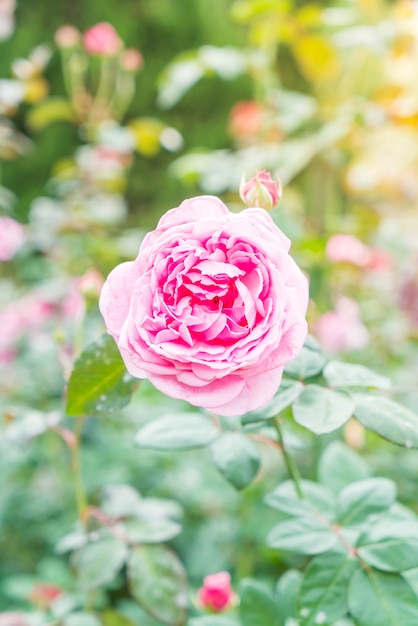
198,571,236,612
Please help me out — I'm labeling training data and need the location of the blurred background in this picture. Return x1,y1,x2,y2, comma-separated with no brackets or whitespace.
2,0,418,620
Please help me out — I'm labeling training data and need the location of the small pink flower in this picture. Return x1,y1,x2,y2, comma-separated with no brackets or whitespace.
83,22,121,56
316,297,369,354
366,248,394,272
30,582,62,609
76,269,104,296
0,614,28,626
0,216,25,261
99,195,308,416
121,48,143,72
326,234,370,266
326,234,394,272
240,171,282,210
198,572,236,612
54,24,80,48
228,100,264,140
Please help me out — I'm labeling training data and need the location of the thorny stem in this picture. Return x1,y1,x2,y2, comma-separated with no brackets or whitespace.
71,416,88,523
271,417,305,499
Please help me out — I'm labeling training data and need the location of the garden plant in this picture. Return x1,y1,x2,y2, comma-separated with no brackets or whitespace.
2,2,418,626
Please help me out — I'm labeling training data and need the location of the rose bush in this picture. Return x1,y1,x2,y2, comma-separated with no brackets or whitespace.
100,195,308,416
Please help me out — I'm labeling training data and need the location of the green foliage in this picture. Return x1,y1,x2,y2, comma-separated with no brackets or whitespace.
292,385,354,435
239,580,282,626
66,334,138,417
299,553,359,626
4,0,418,622
348,569,418,626
128,545,187,626
135,413,219,450
353,396,418,449
210,432,260,490
71,534,129,590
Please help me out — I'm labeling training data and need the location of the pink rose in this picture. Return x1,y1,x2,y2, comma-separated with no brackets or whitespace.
100,195,308,416
326,234,394,272
198,571,236,612
0,216,25,261
83,22,121,56
315,297,369,354
240,170,282,210
326,234,370,266
0,614,28,626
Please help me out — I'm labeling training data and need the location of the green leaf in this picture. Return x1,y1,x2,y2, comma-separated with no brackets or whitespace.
357,520,418,572
348,569,418,626
318,442,370,494
135,413,219,450
102,610,137,626
188,618,240,626
26,97,75,131
63,615,102,626
337,478,396,526
71,535,128,589
242,380,304,424
292,386,354,435
157,53,204,109
128,545,187,626
299,553,358,625
265,480,336,520
210,432,260,490
275,569,302,621
353,395,418,448
101,484,143,518
284,347,326,380
267,517,338,555
358,537,418,573
123,517,182,544
323,361,391,391
66,334,138,416
239,580,283,626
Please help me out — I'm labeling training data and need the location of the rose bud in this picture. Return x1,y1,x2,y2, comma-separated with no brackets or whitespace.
29,582,62,609
83,22,122,56
198,571,236,612
0,216,25,261
54,24,80,48
239,170,282,210
121,48,143,72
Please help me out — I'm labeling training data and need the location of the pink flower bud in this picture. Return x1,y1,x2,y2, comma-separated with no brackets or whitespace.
29,583,62,609
326,234,394,272
239,170,282,210
0,216,25,261
83,22,122,56
121,48,143,72
54,24,80,48
198,571,236,612
76,269,104,296
228,100,264,140
326,234,371,266
315,297,369,354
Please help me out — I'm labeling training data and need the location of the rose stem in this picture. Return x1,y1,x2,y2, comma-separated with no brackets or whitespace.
271,417,305,500
71,416,88,522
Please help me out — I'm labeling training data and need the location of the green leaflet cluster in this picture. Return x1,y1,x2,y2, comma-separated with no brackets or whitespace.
262,441,418,626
